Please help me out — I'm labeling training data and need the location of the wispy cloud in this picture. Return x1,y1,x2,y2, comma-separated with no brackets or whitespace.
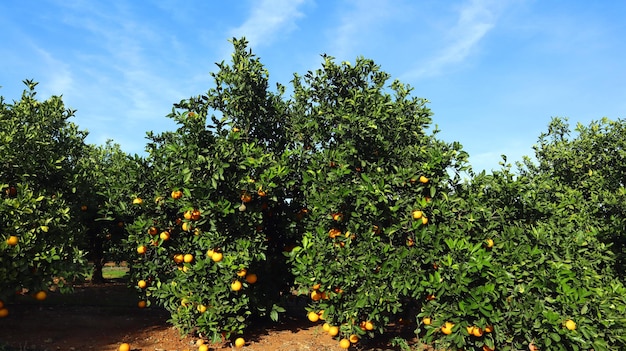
228,0,307,48
404,0,508,80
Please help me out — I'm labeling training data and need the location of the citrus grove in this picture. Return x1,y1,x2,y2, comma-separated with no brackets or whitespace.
2,39,626,350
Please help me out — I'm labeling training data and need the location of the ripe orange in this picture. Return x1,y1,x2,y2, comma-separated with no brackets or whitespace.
328,325,339,336
137,300,147,308
138,280,147,289
484,325,494,333
472,327,483,337
257,188,267,197
328,228,341,238
181,222,192,231
0,308,8,318
159,231,170,241
422,317,432,325
132,197,143,205
148,226,158,235
6,235,18,246
173,254,184,264
412,210,423,219
364,321,374,331
171,190,183,199
197,304,207,313
237,268,247,277
441,321,454,335
245,273,257,284
184,210,193,220
307,311,319,322
421,216,429,225
349,334,359,343
183,254,194,263
211,252,223,262
34,290,47,301
137,245,147,255
118,343,130,351
310,290,322,301
234,337,245,348
322,322,331,332
419,175,429,183
564,319,576,330
332,212,343,221
339,338,351,349
241,192,252,203
191,209,201,221
198,344,209,351
231,280,242,291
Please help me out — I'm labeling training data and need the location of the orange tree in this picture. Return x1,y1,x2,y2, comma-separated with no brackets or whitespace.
285,55,474,347
1,81,89,307
122,38,297,342
413,161,626,351
74,141,146,282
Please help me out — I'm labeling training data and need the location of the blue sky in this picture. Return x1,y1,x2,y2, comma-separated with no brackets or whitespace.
1,0,625,173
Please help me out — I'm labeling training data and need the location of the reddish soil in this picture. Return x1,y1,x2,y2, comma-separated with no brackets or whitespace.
0,281,421,351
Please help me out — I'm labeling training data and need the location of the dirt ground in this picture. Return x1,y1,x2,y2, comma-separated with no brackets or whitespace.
0,281,420,351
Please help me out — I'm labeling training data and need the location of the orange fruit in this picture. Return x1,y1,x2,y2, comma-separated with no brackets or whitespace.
184,210,193,220
231,280,242,291
173,254,184,264
199,344,209,351
191,209,201,221
364,321,374,331
138,280,147,289
564,319,576,330
182,222,192,231
171,190,183,199
441,321,454,335
422,317,432,325
349,334,359,343
34,290,47,301
212,252,223,262
332,212,343,221
80,205,88,211
234,337,245,348
419,175,429,183
184,254,194,263
237,268,247,277
322,323,331,332
483,345,495,351
137,245,147,254
132,197,143,205
241,192,252,203
6,235,18,246
339,338,351,349
159,231,170,241
312,283,321,290
310,290,322,301
257,188,267,197
0,308,8,318
472,327,483,337
412,210,423,219
197,304,207,313
148,226,158,235
307,311,320,322
328,325,339,336
484,325,493,333
245,273,257,284
421,216,429,225
137,300,147,308
328,228,341,238
118,343,130,351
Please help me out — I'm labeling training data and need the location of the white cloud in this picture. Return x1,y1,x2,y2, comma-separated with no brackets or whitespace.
404,0,509,79
228,0,307,48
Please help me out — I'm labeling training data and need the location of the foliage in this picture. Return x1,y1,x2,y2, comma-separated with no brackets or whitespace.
0,80,88,300
122,38,294,342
